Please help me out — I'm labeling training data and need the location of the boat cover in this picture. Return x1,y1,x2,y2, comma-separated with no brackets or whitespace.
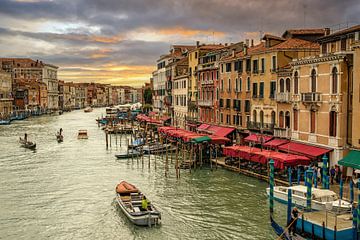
116,181,139,194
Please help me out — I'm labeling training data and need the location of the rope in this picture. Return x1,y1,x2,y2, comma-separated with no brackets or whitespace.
276,213,302,240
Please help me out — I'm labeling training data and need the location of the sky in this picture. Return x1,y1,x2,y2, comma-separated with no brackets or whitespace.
0,0,359,87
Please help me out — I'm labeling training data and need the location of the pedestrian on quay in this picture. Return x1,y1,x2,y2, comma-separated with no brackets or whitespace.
330,166,336,184
317,167,322,184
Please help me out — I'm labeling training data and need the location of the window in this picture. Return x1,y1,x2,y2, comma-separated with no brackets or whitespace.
228,78,231,92
247,77,250,91
261,58,265,73
294,71,299,94
245,100,250,112
226,63,232,72
253,59,258,73
221,64,224,73
332,67,338,94
310,110,316,133
286,78,291,92
311,69,317,92
220,113,223,123
293,109,298,131
239,60,243,73
285,111,290,128
321,44,327,54
195,52,198,59
219,99,224,108
271,111,276,125
341,38,347,51
235,78,238,92
272,56,277,71
234,61,239,71
279,111,284,128
221,79,224,91
270,81,276,99
329,111,337,137
279,78,284,93
259,82,264,98
226,114,230,124
239,78,242,92
226,99,231,108
253,110,257,122
260,110,264,126
246,59,251,72
252,82,258,98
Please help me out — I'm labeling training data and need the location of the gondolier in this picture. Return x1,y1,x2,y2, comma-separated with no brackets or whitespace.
288,207,299,235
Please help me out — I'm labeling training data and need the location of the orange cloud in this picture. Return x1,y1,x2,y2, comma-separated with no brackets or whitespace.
158,26,225,37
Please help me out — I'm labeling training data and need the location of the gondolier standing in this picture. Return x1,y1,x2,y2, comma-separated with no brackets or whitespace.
24,133,28,142
288,207,299,235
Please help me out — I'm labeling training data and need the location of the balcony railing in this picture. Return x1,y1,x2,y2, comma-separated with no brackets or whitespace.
275,92,291,103
301,92,322,103
247,121,274,132
274,127,292,138
198,99,213,107
201,79,214,85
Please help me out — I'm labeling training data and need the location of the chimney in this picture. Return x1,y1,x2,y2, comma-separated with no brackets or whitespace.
324,28,330,36
245,39,249,47
251,39,254,47
225,43,228,46
196,41,200,47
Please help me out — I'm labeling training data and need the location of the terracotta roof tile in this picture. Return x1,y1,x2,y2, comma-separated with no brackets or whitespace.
262,34,285,41
269,38,319,50
318,25,360,41
283,29,326,36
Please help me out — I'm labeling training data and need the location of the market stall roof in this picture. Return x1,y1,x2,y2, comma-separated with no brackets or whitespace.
338,150,360,169
197,124,211,130
278,142,332,159
208,125,235,137
244,134,273,143
263,138,289,148
209,136,231,145
191,136,212,143
160,116,171,122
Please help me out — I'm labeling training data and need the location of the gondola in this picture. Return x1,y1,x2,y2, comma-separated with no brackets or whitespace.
115,149,141,159
19,137,36,150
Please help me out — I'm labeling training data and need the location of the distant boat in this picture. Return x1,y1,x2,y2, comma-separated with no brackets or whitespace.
84,107,93,113
128,138,145,149
78,130,88,139
56,133,64,143
115,181,161,226
19,137,36,150
266,185,351,211
0,119,11,125
115,149,141,159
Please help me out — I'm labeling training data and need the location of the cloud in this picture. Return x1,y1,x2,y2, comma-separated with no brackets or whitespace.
0,0,359,86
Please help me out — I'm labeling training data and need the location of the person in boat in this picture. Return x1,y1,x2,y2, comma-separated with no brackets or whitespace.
288,207,300,235
141,196,150,211
60,128,63,135
24,133,28,142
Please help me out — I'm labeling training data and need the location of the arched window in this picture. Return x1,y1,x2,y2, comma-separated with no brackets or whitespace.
280,78,284,93
285,111,291,128
293,109,298,131
311,69,317,92
294,71,299,94
235,78,238,92
228,78,231,92
271,111,276,125
260,110,264,127
286,78,291,92
253,110,257,123
279,111,284,128
329,111,337,137
247,77,250,91
332,67,338,94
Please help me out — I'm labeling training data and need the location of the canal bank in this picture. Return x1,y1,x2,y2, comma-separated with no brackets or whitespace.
0,108,285,239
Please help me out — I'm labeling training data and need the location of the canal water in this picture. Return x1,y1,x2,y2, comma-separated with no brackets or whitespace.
0,108,286,240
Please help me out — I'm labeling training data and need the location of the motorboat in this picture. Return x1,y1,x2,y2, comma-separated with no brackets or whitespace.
19,137,36,150
115,181,161,226
266,185,351,212
115,149,141,159
78,130,88,139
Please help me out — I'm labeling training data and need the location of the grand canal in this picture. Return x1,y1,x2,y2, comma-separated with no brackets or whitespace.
0,108,286,239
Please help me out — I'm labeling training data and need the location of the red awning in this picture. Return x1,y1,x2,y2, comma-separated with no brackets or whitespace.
197,124,211,130
208,125,235,137
160,116,171,122
244,134,273,143
278,142,333,159
209,136,230,145
263,138,289,148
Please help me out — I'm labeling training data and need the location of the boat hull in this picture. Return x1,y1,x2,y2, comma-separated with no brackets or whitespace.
115,150,141,159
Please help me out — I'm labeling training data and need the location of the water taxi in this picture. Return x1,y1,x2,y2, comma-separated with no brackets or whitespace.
115,181,161,226
266,185,351,211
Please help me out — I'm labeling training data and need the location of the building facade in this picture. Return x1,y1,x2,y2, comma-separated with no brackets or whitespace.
0,70,13,117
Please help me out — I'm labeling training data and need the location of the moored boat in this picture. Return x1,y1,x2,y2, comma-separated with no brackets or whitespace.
78,130,88,139
19,137,36,150
0,119,11,125
115,149,141,159
115,181,161,226
266,185,351,212
142,143,173,154
84,107,93,113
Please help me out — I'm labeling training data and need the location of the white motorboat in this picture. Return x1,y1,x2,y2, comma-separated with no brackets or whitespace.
266,185,351,212
115,181,161,226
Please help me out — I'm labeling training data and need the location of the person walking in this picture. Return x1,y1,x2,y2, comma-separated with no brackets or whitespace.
330,166,336,185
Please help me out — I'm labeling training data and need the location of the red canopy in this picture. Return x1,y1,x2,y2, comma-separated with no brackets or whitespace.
197,124,235,137
209,136,231,145
223,145,311,169
263,138,289,148
278,142,332,159
197,124,210,130
244,134,273,143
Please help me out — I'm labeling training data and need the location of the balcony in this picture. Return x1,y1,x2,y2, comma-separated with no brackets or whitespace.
273,127,291,138
275,92,291,103
247,121,274,132
301,92,322,103
201,79,214,85
198,99,213,107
